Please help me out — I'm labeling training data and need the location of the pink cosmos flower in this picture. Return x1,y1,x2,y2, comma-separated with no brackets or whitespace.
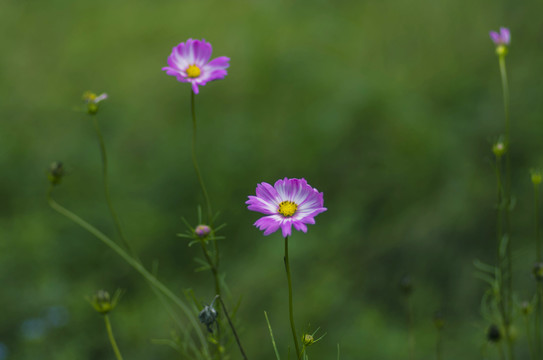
162,39,230,94
489,27,511,46
246,178,327,237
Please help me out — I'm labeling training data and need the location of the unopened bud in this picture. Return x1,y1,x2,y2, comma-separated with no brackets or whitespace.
531,170,542,186
487,324,501,343
195,224,211,238
302,333,314,346
47,162,64,185
492,141,506,158
88,289,122,315
533,263,543,281
521,301,533,316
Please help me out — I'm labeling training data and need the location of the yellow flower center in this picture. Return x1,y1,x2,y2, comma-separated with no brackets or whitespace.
278,201,298,217
186,65,201,78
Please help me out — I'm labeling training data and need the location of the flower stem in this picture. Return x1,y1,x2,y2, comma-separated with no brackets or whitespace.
189,90,223,359
523,313,535,360
217,295,248,360
284,236,301,359
534,182,542,359
47,187,210,358
190,90,213,225
435,328,442,360
498,53,515,360
190,89,222,302
92,117,138,259
104,314,123,360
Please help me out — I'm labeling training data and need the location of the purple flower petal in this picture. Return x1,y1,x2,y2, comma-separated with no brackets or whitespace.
500,27,511,45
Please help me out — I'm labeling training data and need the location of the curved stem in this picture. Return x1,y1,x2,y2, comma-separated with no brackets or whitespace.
47,187,209,357
92,117,138,259
104,314,124,360
284,236,301,359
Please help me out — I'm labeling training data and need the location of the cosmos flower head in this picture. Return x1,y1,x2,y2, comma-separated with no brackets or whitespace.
489,27,511,46
162,39,230,94
246,178,327,238
82,91,108,115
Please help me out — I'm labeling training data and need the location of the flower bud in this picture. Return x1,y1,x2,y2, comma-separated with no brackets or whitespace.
531,170,542,186
487,324,501,343
47,162,64,185
199,303,218,333
91,290,112,314
195,224,211,238
302,334,314,346
521,301,533,316
88,289,122,315
492,141,506,158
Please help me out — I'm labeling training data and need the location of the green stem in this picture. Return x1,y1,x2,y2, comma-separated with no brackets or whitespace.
47,187,209,358
190,90,213,225
436,329,442,360
104,314,123,360
200,240,222,300
499,53,515,360
190,90,223,359
92,117,138,259
284,236,301,359
534,184,542,356
523,314,535,360
217,296,248,360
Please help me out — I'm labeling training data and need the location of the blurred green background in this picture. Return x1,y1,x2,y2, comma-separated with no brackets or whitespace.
2,0,543,358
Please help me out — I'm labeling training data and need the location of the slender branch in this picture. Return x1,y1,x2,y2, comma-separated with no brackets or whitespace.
92,117,139,259
217,295,248,360
284,236,301,359
104,314,124,360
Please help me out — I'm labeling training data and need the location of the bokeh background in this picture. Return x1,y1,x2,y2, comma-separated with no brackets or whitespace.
2,0,543,358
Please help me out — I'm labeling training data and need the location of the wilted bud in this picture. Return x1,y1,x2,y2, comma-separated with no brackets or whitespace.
195,224,211,238
531,170,542,186
83,91,108,115
487,324,501,343
302,333,314,346
400,275,413,296
492,141,506,158
47,162,64,185
88,289,122,315
521,301,533,316
533,263,543,281
433,311,444,330
199,302,218,333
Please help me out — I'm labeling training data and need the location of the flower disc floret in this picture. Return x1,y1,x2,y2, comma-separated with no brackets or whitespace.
162,38,230,94
246,178,327,237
